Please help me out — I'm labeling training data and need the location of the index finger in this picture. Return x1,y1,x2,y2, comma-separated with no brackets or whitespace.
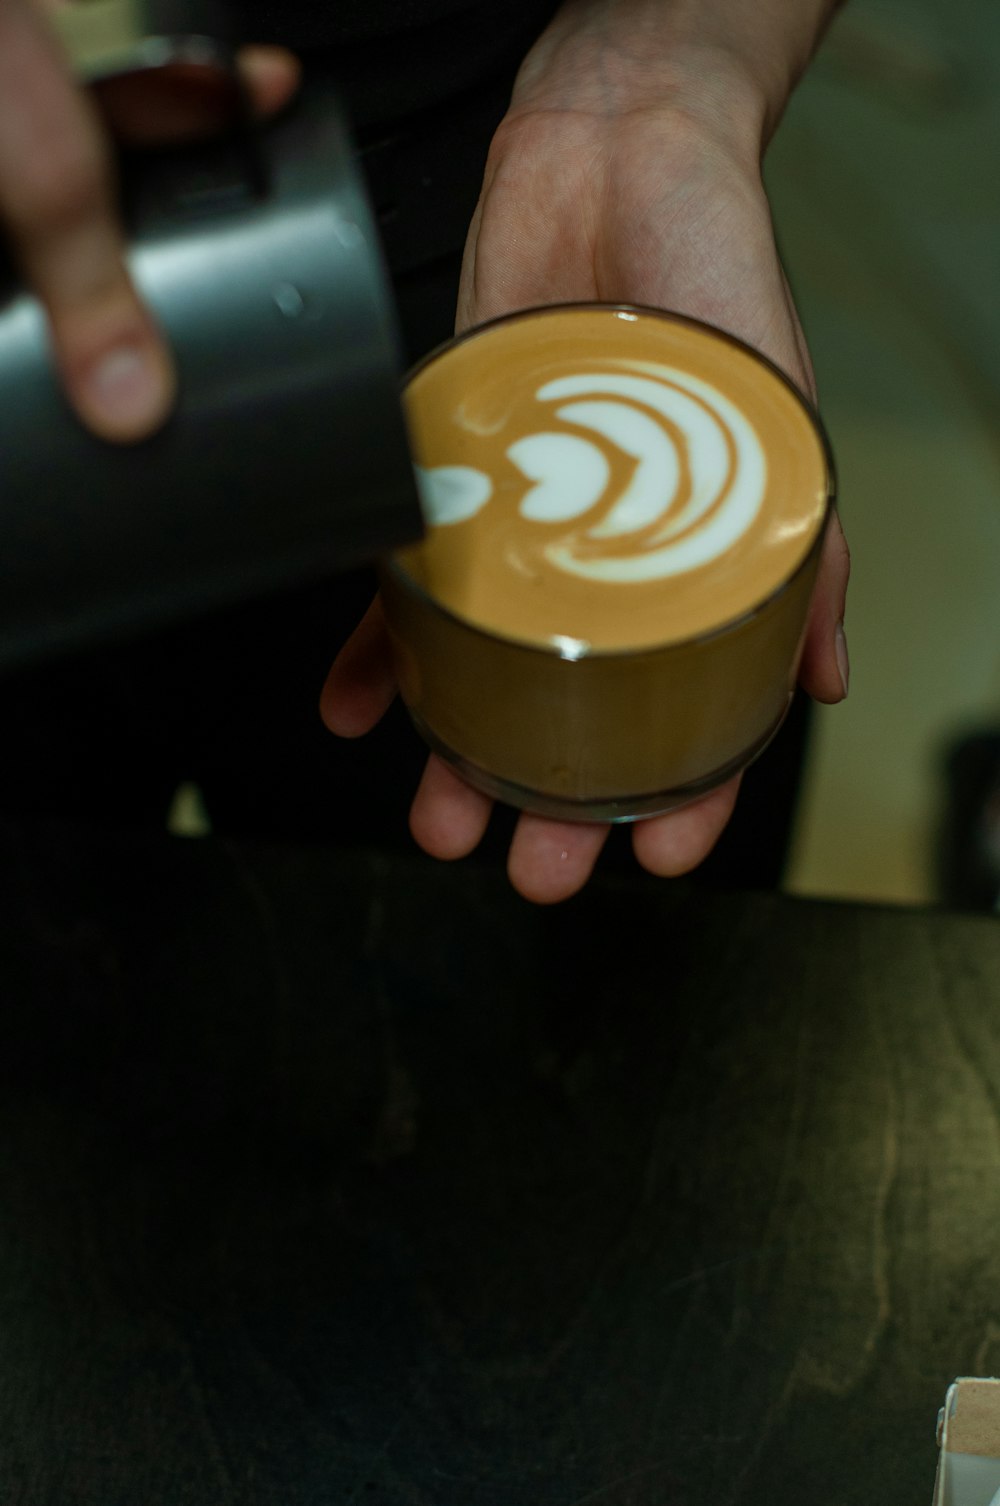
0,0,174,440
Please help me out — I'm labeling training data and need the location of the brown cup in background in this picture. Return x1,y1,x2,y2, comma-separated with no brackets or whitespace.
380,305,834,823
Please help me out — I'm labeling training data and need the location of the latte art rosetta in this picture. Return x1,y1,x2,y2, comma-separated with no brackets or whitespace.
399,305,830,652
417,361,767,583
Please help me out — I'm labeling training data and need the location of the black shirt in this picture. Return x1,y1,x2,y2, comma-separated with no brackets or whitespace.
238,0,561,129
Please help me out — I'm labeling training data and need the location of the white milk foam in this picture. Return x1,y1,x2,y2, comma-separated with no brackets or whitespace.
414,464,491,525
417,362,767,584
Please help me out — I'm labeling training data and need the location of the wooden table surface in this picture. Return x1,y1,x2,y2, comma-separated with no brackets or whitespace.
1,819,998,1505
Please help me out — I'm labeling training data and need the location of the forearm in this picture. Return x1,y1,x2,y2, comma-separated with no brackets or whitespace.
509,0,844,149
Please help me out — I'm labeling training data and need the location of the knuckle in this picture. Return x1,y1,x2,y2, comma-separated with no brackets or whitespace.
13,140,110,239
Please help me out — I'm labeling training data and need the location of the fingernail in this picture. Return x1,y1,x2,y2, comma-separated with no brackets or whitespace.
835,621,850,698
84,346,166,433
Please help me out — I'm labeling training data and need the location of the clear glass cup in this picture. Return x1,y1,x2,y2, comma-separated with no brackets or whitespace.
380,304,835,822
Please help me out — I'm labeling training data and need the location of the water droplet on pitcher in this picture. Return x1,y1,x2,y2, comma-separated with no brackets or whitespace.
273,282,305,319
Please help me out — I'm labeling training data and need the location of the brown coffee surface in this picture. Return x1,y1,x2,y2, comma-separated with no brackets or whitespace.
393,306,830,653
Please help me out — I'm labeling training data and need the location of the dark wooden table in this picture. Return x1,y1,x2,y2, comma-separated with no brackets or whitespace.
1,818,998,1505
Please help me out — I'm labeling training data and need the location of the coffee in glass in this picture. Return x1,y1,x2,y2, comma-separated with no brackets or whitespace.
381,304,834,821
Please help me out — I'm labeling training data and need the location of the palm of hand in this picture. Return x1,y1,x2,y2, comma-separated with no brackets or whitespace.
322,108,849,903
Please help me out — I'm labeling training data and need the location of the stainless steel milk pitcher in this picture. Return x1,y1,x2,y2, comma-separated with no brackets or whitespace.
0,0,421,668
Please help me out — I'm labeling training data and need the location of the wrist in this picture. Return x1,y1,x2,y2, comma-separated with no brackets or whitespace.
507,0,839,156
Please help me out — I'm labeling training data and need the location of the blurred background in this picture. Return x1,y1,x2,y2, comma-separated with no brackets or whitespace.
766,0,1000,909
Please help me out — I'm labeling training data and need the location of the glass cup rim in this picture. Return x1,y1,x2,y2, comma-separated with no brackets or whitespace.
387,301,837,662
